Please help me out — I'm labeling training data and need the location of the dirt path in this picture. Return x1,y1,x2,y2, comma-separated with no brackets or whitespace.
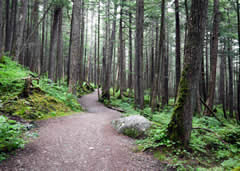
0,91,169,171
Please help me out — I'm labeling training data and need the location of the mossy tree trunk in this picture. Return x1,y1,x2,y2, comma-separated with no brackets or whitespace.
167,0,208,146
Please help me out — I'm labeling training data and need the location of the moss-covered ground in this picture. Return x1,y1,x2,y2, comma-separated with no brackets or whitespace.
103,88,240,170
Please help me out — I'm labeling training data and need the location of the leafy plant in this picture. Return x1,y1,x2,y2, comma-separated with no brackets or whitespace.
0,116,26,161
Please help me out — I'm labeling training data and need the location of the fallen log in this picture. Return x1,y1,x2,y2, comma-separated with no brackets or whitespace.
106,105,125,113
200,97,222,124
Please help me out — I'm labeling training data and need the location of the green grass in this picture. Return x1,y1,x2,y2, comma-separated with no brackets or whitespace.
104,88,240,170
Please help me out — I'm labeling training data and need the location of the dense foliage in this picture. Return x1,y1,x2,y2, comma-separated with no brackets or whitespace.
0,56,82,120
104,89,240,170
0,116,26,161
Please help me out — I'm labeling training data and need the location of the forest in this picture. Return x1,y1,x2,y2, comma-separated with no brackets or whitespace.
0,0,240,170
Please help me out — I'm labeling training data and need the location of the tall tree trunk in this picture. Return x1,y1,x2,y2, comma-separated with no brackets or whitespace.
219,41,227,118
162,24,169,107
5,0,10,52
30,0,40,73
151,0,165,111
128,3,133,93
102,2,117,99
10,0,17,55
68,1,81,93
40,0,47,74
101,0,110,98
94,23,97,85
205,32,209,98
44,5,49,74
227,38,233,118
79,0,85,84
49,7,61,81
175,0,181,98
135,0,144,109
236,0,240,121
183,0,189,57
56,8,63,82
0,0,3,60
150,25,155,87
97,0,100,99
204,0,220,116
167,0,208,146
119,0,126,98
15,0,28,61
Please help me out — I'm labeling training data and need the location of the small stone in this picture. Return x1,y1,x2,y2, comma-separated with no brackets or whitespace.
89,147,94,150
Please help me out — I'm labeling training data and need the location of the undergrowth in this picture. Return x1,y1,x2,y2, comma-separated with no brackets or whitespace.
0,56,83,120
104,88,240,170
0,116,26,162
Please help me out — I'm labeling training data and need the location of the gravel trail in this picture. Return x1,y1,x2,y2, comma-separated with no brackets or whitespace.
0,91,168,171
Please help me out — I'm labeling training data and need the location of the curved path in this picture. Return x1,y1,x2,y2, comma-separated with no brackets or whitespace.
0,91,168,171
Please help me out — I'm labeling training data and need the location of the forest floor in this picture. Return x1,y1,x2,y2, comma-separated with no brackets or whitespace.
0,91,172,171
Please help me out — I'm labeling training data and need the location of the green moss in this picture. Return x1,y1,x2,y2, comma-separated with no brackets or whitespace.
167,65,190,143
3,92,71,120
232,167,240,171
153,151,166,161
123,128,141,138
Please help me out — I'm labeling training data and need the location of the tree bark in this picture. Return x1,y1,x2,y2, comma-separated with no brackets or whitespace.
40,0,47,74
10,0,18,56
204,0,220,116
5,0,10,52
119,0,126,98
167,0,208,146
236,0,240,121
68,0,81,93
135,0,144,109
128,3,133,93
151,0,165,111
219,41,227,118
30,0,40,73
162,24,169,107
227,38,233,118
79,0,85,84
15,0,28,61
175,0,181,98
56,8,63,82
0,0,3,60
205,32,209,98
48,7,61,81
102,2,117,99
97,0,100,99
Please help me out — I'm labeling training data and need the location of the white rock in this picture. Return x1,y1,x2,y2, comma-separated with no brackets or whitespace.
112,115,151,138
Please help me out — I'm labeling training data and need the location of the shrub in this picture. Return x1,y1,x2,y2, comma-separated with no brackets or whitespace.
0,116,26,161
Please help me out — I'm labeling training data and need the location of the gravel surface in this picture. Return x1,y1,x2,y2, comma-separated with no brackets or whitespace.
0,91,171,171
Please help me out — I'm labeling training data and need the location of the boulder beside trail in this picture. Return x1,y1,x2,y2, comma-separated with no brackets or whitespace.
112,115,152,138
